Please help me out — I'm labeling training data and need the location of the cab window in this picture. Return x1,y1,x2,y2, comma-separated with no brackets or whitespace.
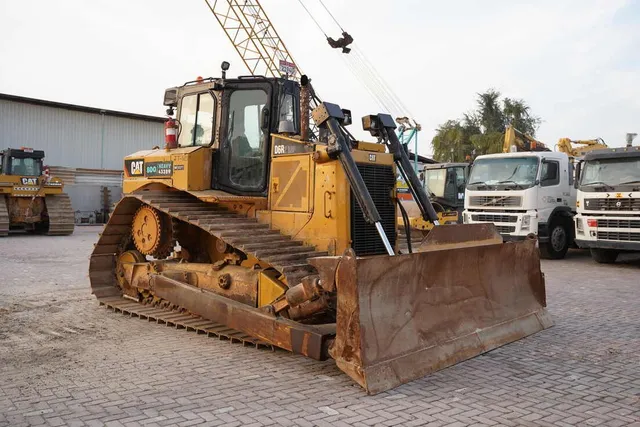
178,92,216,147
278,92,297,133
226,89,268,188
11,157,42,176
540,160,560,186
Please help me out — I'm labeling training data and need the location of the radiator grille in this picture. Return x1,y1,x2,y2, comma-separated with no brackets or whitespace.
597,231,640,242
584,198,640,211
495,225,516,234
350,164,396,256
469,195,522,207
597,219,640,229
471,214,518,223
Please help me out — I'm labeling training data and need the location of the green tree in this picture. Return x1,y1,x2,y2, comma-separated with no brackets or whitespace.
432,119,475,162
432,90,541,162
476,89,504,133
502,97,541,136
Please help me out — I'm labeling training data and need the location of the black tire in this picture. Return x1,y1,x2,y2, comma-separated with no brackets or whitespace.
590,248,619,264
540,217,570,260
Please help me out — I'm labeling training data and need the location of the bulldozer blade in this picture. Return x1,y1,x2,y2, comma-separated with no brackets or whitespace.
323,230,552,395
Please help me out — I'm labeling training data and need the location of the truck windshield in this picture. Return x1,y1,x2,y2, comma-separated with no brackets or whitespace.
468,157,539,189
581,157,640,187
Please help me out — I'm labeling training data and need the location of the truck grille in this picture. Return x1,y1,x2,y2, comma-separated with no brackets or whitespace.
597,219,640,229
471,214,518,223
584,198,640,211
597,231,640,242
350,164,397,256
495,225,516,234
470,195,522,207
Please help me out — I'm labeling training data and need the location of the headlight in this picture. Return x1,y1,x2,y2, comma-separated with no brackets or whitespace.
463,212,469,223
521,215,530,229
576,218,583,233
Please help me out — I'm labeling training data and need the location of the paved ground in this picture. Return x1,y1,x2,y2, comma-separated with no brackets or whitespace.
0,227,639,427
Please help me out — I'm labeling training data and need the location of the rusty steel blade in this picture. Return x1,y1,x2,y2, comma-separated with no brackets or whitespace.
324,232,552,395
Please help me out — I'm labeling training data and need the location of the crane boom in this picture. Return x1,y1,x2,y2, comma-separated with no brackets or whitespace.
204,0,302,80
556,137,607,157
503,125,550,153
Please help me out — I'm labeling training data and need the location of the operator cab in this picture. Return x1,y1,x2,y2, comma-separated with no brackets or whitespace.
0,148,44,177
162,62,301,197
423,163,469,211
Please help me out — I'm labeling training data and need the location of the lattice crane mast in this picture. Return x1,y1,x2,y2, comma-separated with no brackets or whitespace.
204,0,301,81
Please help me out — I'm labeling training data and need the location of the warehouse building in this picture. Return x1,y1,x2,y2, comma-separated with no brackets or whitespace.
0,93,164,223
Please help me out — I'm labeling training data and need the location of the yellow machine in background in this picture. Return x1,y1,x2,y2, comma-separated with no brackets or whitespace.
556,137,607,157
0,147,74,236
503,124,550,153
89,65,552,394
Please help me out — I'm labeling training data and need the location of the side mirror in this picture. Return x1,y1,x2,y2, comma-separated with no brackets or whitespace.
260,107,270,130
574,161,582,189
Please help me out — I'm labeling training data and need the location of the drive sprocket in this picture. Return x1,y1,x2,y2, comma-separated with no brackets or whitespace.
131,205,173,257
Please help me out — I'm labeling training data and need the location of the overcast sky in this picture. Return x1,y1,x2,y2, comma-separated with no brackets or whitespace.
1,0,638,155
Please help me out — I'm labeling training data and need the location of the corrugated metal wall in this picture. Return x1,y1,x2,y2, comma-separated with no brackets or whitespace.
0,99,163,170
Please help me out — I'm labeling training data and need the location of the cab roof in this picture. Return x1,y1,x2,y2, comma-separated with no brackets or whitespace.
583,146,640,161
2,148,45,159
475,151,569,161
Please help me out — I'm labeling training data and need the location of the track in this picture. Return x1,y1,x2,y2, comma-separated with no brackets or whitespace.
98,296,274,349
45,193,75,235
89,189,328,346
0,196,9,236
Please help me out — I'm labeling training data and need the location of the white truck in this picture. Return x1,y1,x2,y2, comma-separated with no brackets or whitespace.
573,146,640,263
462,151,577,259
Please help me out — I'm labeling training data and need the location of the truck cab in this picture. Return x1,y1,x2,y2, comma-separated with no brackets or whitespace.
463,151,576,259
574,146,640,263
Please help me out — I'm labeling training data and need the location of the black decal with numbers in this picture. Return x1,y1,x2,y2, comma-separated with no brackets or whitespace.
145,161,173,177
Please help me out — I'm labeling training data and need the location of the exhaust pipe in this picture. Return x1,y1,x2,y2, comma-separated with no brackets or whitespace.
300,75,310,141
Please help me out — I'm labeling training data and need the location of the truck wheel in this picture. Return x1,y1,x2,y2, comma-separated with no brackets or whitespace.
540,218,570,260
590,248,619,264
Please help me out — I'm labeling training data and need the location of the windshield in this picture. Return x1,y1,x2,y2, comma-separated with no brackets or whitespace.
581,157,640,187
425,166,467,201
424,169,445,196
11,157,42,176
468,157,539,189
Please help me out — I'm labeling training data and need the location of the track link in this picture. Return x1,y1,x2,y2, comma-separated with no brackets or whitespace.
0,196,9,236
98,296,274,349
90,189,328,346
45,193,75,235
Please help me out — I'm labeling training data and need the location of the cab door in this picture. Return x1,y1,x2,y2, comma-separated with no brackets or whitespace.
214,80,274,196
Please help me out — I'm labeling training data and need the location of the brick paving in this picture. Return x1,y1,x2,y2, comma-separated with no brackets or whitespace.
1,228,639,426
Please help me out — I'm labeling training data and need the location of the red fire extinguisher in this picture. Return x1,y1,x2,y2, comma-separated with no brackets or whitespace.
165,118,178,149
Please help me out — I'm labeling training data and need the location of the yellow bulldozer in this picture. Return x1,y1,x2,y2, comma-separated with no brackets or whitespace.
0,147,74,236
90,65,552,394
